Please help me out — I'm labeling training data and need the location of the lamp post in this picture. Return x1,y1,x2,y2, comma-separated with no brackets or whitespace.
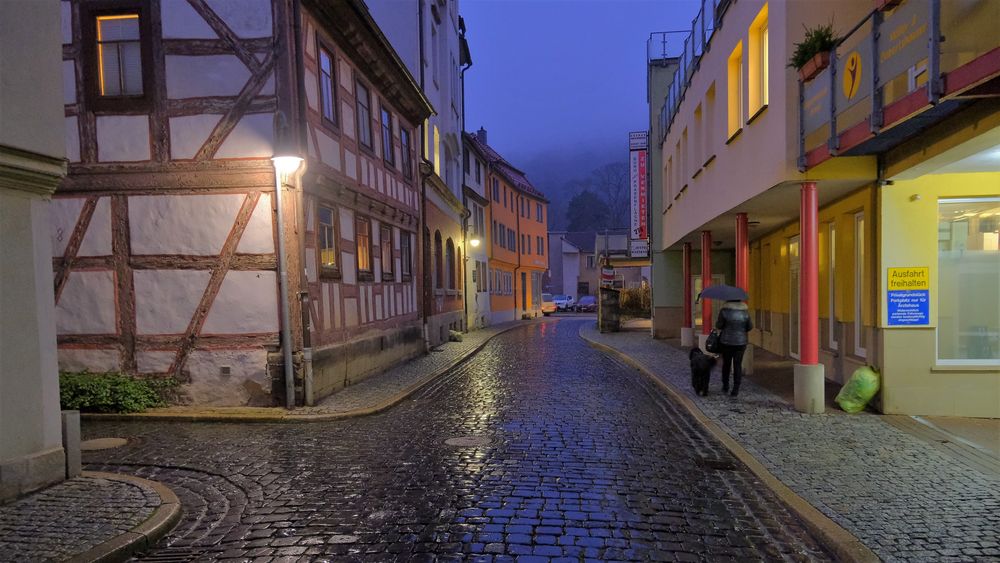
272,154,303,409
462,228,481,330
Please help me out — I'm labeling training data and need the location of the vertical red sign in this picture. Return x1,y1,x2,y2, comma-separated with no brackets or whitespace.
637,149,647,240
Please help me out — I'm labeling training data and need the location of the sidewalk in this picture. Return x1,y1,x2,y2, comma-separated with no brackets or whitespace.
0,471,179,562
85,318,554,423
581,323,1000,563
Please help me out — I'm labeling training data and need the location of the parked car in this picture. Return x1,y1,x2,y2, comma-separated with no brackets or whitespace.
575,295,597,312
541,293,557,316
553,294,575,311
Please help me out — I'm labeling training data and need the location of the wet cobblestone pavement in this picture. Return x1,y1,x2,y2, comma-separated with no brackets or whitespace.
83,320,831,561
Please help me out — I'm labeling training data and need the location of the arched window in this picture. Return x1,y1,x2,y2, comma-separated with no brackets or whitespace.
445,238,455,289
434,230,443,289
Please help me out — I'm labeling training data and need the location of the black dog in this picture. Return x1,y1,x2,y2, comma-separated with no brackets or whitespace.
689,347,717,396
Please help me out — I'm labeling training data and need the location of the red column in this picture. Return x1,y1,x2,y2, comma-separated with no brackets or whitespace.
701,230,712,335
800,182,819,365
682,242,692,328
735,213,749,291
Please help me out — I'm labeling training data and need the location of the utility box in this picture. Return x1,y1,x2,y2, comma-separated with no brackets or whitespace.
599,287,621,333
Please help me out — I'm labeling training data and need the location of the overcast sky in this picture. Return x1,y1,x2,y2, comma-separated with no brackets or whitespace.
462,0,700,165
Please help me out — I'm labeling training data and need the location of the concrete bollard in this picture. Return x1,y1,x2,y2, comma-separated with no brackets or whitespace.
680,327,695,347
61,410,81,478
793,364,826,414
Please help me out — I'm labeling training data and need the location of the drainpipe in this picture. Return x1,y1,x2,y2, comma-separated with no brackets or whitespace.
273,161,296,409
291,0,313,405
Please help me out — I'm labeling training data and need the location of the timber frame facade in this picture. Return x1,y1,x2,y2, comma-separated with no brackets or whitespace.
55,0,432,406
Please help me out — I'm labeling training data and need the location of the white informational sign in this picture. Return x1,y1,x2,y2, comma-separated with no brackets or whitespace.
629,239,649,258
629,131,648,244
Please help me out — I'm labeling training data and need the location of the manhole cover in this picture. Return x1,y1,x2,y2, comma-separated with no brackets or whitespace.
444,436,490,447
80,437,128,450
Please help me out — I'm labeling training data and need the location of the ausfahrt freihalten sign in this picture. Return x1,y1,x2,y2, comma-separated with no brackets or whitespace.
887,267,929,326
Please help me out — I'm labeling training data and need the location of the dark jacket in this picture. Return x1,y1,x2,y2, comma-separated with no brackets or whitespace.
716,301,752,347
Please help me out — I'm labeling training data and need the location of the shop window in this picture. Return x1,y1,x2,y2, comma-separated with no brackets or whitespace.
356,215,372,281
400,231,412,281
854,212,866,358
828,222,838,351
937,198,1000,363
318,206,339,276
380,224,394,281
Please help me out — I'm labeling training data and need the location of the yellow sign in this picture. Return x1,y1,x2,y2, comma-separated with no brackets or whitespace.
842,51,863,100
887,267,929,290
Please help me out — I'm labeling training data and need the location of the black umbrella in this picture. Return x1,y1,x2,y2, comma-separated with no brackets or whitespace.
697,284,748,302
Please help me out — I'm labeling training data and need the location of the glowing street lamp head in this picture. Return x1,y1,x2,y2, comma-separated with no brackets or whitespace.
469,237,481,248
272,155,303,176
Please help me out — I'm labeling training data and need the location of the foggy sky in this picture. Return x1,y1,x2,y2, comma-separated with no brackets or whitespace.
462,0,700,168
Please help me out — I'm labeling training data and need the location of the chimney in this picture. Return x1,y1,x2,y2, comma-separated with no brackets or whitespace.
476,127,487,144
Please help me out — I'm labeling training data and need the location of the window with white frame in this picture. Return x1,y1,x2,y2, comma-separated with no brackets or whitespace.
937,198,1000,363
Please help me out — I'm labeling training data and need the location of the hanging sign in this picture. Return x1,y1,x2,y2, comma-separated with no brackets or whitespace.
629,131,648,242
886,267,929,326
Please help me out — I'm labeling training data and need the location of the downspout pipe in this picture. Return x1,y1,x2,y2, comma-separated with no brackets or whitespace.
292,0,313,405
274,160,296,409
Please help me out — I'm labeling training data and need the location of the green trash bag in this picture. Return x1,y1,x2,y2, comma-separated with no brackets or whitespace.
835,365,881,413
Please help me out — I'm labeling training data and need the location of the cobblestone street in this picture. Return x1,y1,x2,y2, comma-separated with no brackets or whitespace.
83,320,830,562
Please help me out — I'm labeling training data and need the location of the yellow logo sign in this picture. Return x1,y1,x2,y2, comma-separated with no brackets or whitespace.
887,267,929,291
842,51,862,100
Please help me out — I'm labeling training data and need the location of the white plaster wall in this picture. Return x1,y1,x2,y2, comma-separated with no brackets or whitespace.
65,116,80,162
161,0,217,39
136,350,176,374
62,60,75,105
166,55,250,99
305,248,317,282
316,130,341,171
78,197,111,256
1,191,64,473
332,284,341,328
235,193,274,254
215,113,273,158
207,0,272,38
338,59,351,90
170,114,222,160
183,348,269,405
304,69,318,111
50,197,84,257
134,270,211,334
341,252,356,285
339,208,354,241
341,100,355,140
96,115,150,162
56,271,116,334
202,271,278,333
344,149,357,180
344,297,358,327
58,348,120,373
130,193,242,255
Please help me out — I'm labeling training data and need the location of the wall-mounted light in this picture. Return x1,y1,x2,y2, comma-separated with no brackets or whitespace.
469,237,481,248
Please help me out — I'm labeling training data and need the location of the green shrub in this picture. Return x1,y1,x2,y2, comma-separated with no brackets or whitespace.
620,286,652,318
60,371,177,413
788,23,837,69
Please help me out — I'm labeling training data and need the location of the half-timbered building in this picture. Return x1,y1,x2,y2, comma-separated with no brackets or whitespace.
54,0,432,406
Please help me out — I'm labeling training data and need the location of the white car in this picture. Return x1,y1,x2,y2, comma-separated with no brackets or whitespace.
553,295,575,311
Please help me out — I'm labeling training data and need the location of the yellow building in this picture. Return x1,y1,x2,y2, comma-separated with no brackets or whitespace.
650,0,1000,417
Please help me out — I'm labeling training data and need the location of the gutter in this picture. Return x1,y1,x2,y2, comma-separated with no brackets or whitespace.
292,0,314,406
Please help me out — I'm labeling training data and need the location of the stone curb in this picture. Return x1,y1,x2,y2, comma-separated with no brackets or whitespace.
81,319,556,424
580,330,881,563
64,471,181,563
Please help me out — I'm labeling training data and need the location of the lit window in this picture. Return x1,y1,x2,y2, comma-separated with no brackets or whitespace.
318,206,338,270
318,46,337,124
749,6,769,114
938,198,1000,363
97,14,143,97
727,42,744,138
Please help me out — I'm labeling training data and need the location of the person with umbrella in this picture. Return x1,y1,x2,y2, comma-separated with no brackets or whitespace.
700,284,753,396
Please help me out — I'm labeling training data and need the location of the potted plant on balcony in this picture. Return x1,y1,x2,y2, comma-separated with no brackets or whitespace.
789,23,837,82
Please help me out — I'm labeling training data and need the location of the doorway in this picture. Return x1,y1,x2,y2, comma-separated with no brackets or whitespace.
521,272,527,311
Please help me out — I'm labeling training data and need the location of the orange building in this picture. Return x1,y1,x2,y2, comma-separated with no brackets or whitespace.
466,130,548,322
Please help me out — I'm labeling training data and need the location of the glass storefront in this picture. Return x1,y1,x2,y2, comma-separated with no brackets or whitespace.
937,198,1000,363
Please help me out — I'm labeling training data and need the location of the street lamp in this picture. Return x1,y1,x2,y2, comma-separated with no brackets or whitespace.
272,153,302,410
469,237,481,248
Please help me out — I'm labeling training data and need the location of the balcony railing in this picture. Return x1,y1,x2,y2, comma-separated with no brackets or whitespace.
653,0,733,146
798,0,1000,170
